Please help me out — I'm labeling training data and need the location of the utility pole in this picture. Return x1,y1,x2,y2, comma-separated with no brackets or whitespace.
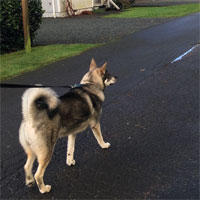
22,0,31,52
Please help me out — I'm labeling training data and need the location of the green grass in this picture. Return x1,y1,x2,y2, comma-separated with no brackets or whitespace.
105,3,200,18
93,7,106,14
0,44,101,80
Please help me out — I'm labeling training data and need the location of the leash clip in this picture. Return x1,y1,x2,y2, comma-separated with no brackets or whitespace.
71,84,82,88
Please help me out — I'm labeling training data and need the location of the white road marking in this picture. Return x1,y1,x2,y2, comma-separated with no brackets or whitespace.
171,44,199,64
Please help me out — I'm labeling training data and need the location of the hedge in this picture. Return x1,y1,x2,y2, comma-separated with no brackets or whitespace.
0,0,44,53
114,0,135,9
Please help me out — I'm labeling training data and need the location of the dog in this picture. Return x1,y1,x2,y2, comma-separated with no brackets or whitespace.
19,58,117,193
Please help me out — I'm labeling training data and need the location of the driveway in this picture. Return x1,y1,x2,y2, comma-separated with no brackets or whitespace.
1,13,199,199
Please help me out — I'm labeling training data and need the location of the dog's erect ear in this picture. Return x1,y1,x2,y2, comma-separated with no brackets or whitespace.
90,58,97,71
99,62,107,75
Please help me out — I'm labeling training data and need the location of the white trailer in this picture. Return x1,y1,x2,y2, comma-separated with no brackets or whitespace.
41,0,119,18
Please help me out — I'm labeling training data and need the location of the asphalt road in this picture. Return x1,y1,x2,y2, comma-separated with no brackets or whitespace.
1,13,199,199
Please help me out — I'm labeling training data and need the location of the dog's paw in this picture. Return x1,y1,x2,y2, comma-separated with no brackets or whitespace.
66,159,76,166
26,176,35,187
101,142,111,149
26,179,35,187
39,185,51,194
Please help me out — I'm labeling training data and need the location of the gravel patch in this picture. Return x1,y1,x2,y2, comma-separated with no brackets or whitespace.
35,17,171,45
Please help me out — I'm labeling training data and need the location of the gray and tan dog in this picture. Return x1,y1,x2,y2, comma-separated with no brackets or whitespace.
19,58,117,193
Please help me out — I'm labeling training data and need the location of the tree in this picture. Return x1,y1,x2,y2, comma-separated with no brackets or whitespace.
0,0,44,53
22,0,31,52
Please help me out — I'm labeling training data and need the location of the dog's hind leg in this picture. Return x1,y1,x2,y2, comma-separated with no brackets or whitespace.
24,148,36,187
91,122,110,148
19,123,36,187
34,150,53,194
66,134,76,166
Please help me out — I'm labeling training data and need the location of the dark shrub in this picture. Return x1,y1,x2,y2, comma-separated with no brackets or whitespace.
114,0,135,9
0,0,44,53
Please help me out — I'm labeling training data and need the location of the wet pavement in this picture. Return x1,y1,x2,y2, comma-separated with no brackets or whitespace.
1,13,199,199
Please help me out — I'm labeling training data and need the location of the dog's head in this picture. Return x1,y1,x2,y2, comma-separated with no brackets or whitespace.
81,58,117,89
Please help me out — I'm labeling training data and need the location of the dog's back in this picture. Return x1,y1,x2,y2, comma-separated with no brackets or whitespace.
58,86,103,137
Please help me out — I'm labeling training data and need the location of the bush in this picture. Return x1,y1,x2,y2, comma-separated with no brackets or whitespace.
0,0,44,53
114,0,135,9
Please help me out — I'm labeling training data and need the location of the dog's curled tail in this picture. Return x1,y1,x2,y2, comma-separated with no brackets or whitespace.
22,88,59,122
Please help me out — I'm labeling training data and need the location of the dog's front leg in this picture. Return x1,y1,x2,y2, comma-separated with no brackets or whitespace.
66,134,76,166
91,122,110,148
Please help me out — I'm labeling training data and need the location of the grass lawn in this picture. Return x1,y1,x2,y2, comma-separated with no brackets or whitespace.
105,3,200,18
0,44,100,81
